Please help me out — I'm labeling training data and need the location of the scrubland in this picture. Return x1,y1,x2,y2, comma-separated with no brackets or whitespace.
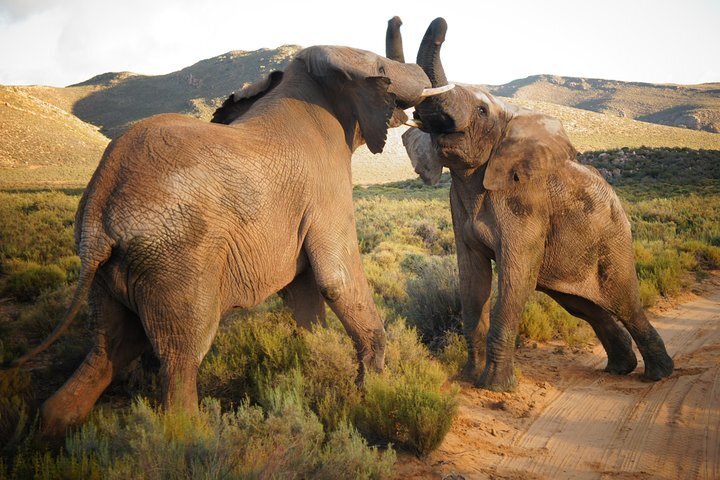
0,147,718,478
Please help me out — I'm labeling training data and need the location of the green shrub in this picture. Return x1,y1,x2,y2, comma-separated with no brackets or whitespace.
437,331,468,376
303,325,361,431
6,391,396,480
353,321,458,456
404,255,461,349
520,293,593,347
3,263,66,302
198,310,308,403
680,240,720,270
0,370,33,454
638,279,659,307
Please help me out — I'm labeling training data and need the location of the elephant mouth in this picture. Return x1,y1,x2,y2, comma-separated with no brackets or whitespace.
433,132,466,160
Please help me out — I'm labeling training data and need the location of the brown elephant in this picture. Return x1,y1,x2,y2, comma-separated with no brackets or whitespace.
12,43,451,433
391,18,673,391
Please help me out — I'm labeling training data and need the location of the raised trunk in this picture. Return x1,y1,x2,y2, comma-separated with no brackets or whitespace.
386,16,405,63
415,17,466,133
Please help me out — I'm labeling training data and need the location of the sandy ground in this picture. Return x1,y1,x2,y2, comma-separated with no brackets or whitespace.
395,273,720,480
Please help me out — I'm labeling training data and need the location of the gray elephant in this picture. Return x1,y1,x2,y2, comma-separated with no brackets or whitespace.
12,43,450,433
392,18,673,391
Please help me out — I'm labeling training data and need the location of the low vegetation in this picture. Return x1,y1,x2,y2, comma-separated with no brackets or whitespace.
0,146,718,477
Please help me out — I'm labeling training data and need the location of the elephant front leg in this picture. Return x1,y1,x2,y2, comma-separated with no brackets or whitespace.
454,230,493,380
478,250,541,392
459,253,493,380
305,225,386,386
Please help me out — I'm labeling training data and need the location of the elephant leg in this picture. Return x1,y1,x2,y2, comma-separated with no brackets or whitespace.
479,245,542,392
136,283,222,414
614,299,673,381
304,225,386,386
542,289,637,375
279,266,326,330
453,202,493,379
41,281,151,435
458,250,492,380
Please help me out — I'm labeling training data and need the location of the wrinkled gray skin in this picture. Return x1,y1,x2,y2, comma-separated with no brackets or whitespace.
15,45,435,434
394,18,673,391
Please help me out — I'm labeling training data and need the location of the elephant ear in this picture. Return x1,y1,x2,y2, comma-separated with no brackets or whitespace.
483,114,576,191
402,127,443,185
297,46,398,154
211,70,284,124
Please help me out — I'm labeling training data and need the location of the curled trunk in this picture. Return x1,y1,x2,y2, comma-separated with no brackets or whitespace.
415,17,467,133
386,16,405,63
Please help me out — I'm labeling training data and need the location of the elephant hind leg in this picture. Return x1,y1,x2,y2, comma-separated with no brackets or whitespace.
136,287,222,414
542,289,637,375
279,266,326,330
41,282,151,436
616,303,673,381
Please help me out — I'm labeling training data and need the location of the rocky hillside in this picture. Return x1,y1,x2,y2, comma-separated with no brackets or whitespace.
27,46,301,139
489,75,720,133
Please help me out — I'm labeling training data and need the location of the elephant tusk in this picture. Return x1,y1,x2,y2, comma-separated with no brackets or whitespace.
419,83,455,98
404,119,423,128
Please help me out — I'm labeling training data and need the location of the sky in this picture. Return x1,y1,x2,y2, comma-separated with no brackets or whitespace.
0,0,718,87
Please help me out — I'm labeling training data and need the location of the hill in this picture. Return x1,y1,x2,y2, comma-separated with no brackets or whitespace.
489,75,720,133
2,46,719,188
0,86,109,188
27,46,301,139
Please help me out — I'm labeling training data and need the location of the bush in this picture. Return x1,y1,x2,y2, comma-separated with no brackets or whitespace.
404,255,461,349
638,279,659,307
3,263,66,302
353,321,458,456
0,370,33,454
437,331,468,376
6,391,395,480
680,240,720,270
520,293,593,346
303,324,361,431
198,310,308,403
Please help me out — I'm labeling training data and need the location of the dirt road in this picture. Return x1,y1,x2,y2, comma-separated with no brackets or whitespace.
396,274,720,479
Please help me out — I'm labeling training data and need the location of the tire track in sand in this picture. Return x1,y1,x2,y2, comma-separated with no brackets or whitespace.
496,288,720,479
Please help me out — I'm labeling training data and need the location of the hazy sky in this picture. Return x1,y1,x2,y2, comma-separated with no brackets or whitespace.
0,0,718,87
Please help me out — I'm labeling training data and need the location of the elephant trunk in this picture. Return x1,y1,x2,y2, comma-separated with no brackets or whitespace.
415,17,468,133
386,16,405,63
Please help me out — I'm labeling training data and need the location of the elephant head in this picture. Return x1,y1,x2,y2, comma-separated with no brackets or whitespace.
212,44,452,154
404,18,577,189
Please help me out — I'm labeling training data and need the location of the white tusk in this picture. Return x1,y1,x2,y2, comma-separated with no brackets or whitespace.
419,83,455,98
404,119,423,128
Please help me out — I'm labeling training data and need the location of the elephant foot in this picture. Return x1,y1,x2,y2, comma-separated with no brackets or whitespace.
642,352,674,381
460,361,484,382
40,397,85,438
476,361,517,392
604,352,638,375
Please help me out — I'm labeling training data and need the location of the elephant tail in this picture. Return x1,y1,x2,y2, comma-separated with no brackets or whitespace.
7,235,112,368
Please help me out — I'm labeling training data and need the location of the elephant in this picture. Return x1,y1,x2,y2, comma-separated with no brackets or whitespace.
11,42,452,434
392,18,674,391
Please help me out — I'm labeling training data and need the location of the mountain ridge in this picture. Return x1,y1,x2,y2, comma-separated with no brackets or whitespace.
1,46,719,188
487,74,720,133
